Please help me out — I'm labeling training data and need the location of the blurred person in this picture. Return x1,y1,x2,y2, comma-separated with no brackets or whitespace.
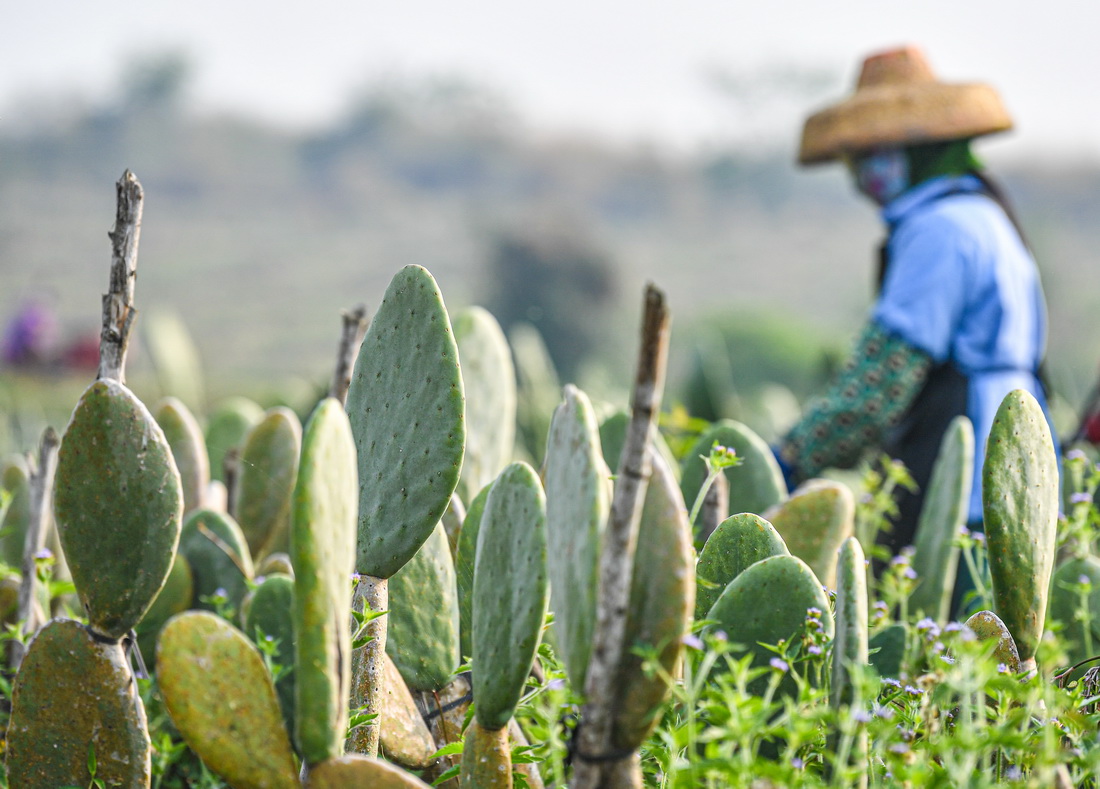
2,298,60,367
774,46,1056,565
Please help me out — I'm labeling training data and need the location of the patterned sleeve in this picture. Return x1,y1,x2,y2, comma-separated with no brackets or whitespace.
779,320,933,482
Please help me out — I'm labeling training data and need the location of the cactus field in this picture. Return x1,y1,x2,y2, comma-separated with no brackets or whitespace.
3,171,1100,788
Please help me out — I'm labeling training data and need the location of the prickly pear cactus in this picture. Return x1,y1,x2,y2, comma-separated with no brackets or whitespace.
456,483,492,661
680,419,787,526
378,652,437,769
831,537,868,709
291,397,359,765
178,507,254,617
910,415,973,622
983,389,1059,667
471,461,548,730
964,609,1022,673
258,551,295,578
387,521,461,692
707,554,832,697
598,410,680,483
764,479,854,589
453,306,516,505
0,460,30,567
7,619,151,788
509,321,561,463
306,754,432,788
346,264,466,580
54,378,183,639
612,450,694,751
234,406,302,560
205,396,265,482
868,624,907,680
1048,556,1100,666
156,611,300,789
543,384,611,692
695,513,789,621
155,396,210,515
245,573,297,741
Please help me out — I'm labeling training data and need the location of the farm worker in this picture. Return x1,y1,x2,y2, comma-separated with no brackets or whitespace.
775,46,1056,566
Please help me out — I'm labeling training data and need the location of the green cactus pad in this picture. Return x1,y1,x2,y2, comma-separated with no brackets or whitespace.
205,396,265,482
1048,556,1100,666
764,479,854,589
707,554,832,696
7,619,151,789
453,306,516,504
612,451,695,751
291,397,359,765
387,521,461,691
378,652,437,769
983,389,1059,664
245,573,298,742
459,720,512,789
964,610,1022,673
543,384,611,692
155,396,211,515
456,483,493,661
179,507,254,617
258,551,295,578
347,265,466,580
135,552,193,668
0,460,30,568
234,407,302,560
598,410,680,483
695,513,789,621
306,754,432,788
54,378,183,639
509,322,561,463
910,416,973,622
679,419,787,526
831,537,869,709
156,611,300,789
472,461,548,730
868,624,907,680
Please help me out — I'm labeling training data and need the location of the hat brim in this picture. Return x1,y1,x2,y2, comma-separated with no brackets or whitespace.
798,82,1013,165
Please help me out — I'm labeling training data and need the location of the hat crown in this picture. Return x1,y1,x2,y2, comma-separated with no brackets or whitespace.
856,46,936,90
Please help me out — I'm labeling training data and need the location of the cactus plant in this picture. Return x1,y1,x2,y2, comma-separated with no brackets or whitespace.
54,378,184,639
7,619,152,788
695,512,789,621
305,754,431,788
963,610,1021,673
456,482,492,661
155,396,211,516
1048,556,1100,666
509,321,562,463
680,419,787,527
983,389,1059,670
0,460,30,568
178,507,254,617
543,384,610,692
707,554,833,697
764,479,854,589
909,415,974,622
598,410,680,485
386,521,461,692
291,397,358,765
831,537,869,788
234,406,303,560
377,652,437,770
135,552,194,668
453,305,516,504
245,573,297,741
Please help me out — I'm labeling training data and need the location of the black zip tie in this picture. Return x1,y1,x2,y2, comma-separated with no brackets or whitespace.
82,623,122,645
421,673,474,722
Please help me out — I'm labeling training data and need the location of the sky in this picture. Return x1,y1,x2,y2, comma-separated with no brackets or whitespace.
5,1,1100,161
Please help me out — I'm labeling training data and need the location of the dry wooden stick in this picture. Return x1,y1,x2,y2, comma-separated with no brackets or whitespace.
571,284,670,789
97,170,144,384
330,305,369,405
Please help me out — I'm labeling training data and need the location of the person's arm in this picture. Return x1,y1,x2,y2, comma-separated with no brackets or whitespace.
778,320,933,484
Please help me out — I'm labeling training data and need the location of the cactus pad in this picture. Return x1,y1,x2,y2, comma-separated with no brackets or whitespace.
156,611,300,789
378,652,437,769
459,720,512,789
456,483,492,661
155,396,210,515
205,396,265,482
234,407,302,559
472,461,548,730
291,397,359,765
179,507,254,616
54,378,183,639
245,573,298,741
695,513,789,621
7,619,151,788
983,389,1059,664
831,537,868,709
964,610,1022,673
346,265,466,580
764,479,854,589
306,754,432,788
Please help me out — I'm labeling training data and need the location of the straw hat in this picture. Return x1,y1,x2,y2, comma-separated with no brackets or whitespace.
798,46,1013,165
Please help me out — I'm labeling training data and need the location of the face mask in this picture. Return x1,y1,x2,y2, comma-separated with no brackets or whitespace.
851,148,910,205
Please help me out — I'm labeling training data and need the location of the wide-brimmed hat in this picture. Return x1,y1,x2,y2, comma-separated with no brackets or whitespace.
798,46,1013,165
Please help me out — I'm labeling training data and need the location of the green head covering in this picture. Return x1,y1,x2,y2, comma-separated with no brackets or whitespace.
905,139,984,186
